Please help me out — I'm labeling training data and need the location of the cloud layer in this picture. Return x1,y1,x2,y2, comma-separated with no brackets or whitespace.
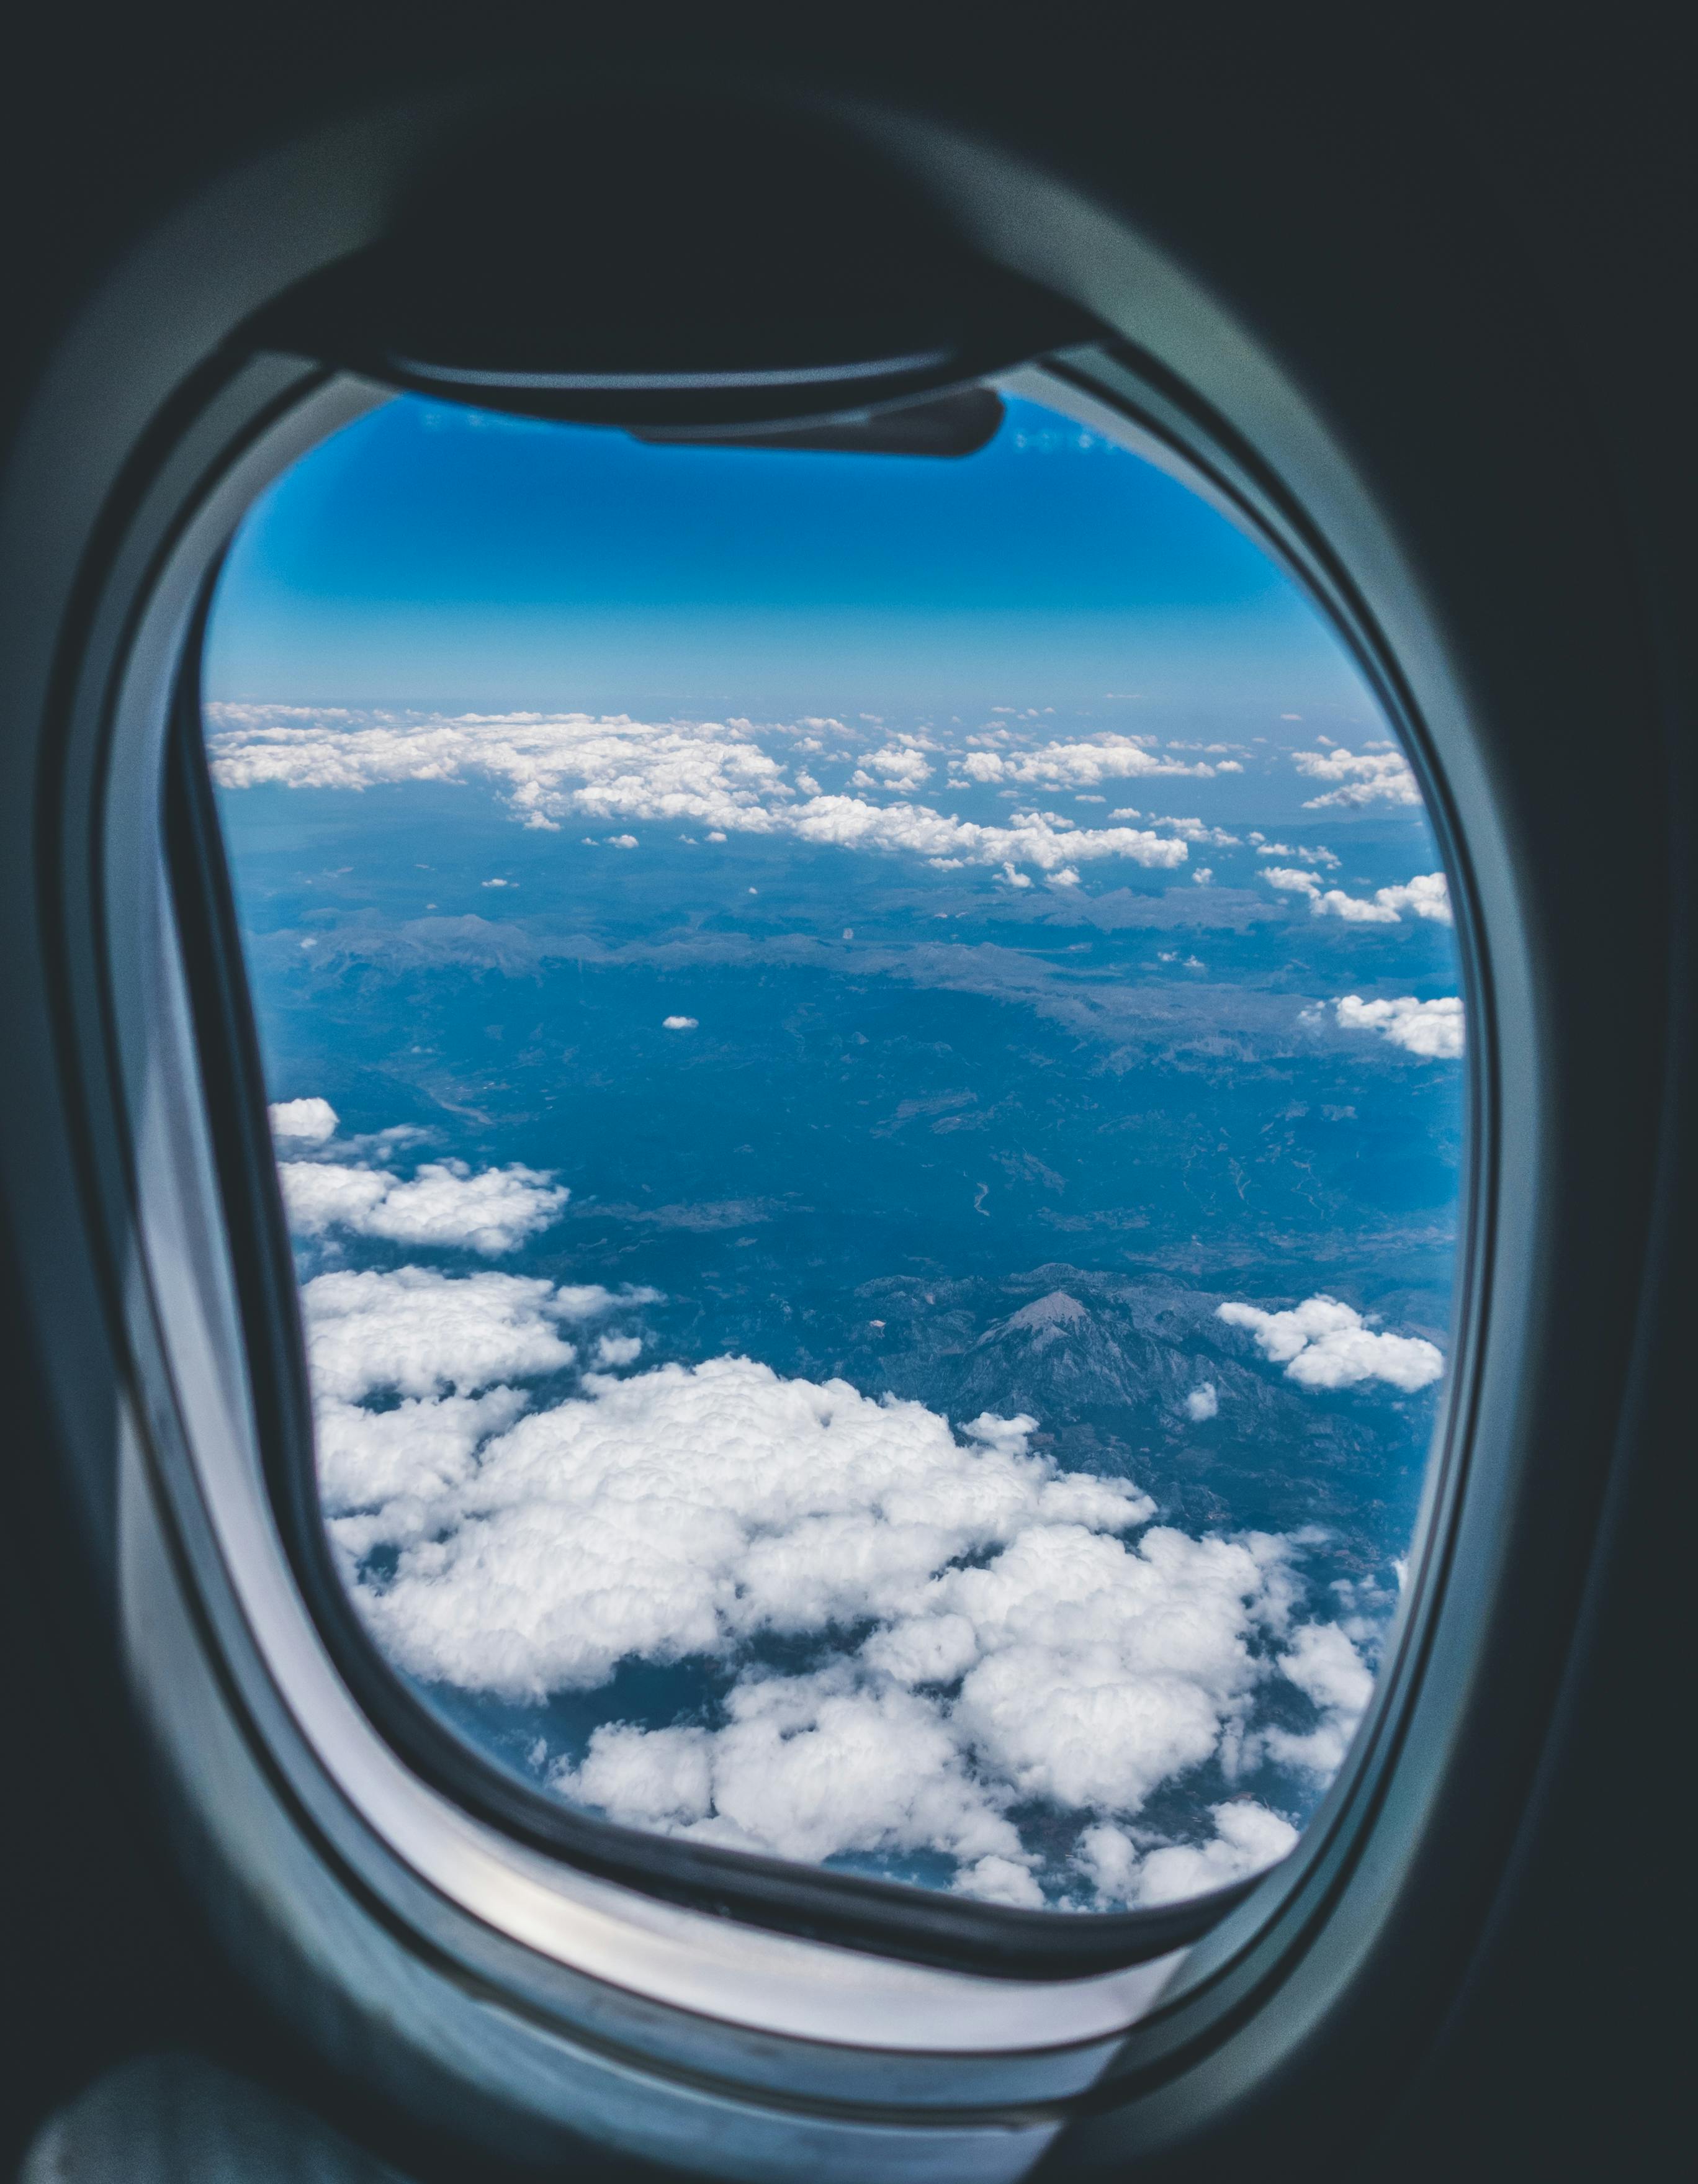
304,1256,1385,1908
208,709,1202,882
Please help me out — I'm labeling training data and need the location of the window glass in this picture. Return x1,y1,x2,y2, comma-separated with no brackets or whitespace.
203,390,1462,1915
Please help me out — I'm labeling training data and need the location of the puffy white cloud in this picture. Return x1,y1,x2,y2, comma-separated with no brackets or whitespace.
1368,871,1452,923
939,1524,1289,1814
951,737,1214,789
1186,1382,1219,1422
541,1500,1296,1871
207,708,791,829
1262,866,1322,898
1334,992,1465,1058
318,1387,532,1565
1216,1294,1444,1392
955,1855,1048,1908
662,1015,698,1030
344,1359,1154,1699
1076,1799,1299,1908
1252,840,1339,866
853,745,933,790
783,796,1187,876
206,708,1193,883
269,1095,338,1143
1307,872,1452,925
1311,889,1399,923
307,1262,1383,1900
1154,816,1241,847
1291,747,1421,808
562,1669,1024,1872
1257,1622,1375,1778
280,1157,568,1256
301,1266,598,1404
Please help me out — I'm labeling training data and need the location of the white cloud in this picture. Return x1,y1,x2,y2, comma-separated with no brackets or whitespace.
1076,1799,1299,1908
1154,817,1241,847
1311,889,1399,923
1253,841,1339,866
1257,1622,1376,1777
783,796,1187,876
1291,747,1421,808
1186,1382,1219,1422
853,745,933,790
302,1267,588,1405
280,1157,568,1256
1334,992,1465,1058
308,1263,1385,1900
344,1360,1155,1700
1216,1294,1443,1391
317,1386,531,1563
1262,866,1322,898
955,1854,1047,1908
1367,871,1452,923
205,708,1193,883
951,737,1215,788
1309,873,1452,925
269,1096,338,1144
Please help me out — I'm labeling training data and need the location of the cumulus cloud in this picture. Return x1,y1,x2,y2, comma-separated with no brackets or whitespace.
952,737,1215,789
1257,1621,1376,1777
1263,869,1450,928
302,1267,592,1405
1311,889,1399,923
205,708,1192,883
1291,747,1421,808
1308,873,1452,925
1075,1799,1299,1908
1216,1294,1443,1391
280,1156,568,1256
343,1360,1154,1698
783,797,1186,876
1261,866,1322,899
300,1244,1383,1902
1186,1382,1219,1422
1251,840,1339,866
662,1015,698,1031
852,745,933,790
1333,992,1465,1058
269,1096,338,1143
306,1306,1367,1895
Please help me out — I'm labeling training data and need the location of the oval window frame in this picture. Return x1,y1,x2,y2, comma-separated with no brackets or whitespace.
11,78,1545,2180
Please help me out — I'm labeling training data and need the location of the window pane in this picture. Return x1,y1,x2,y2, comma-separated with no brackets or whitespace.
204,390,1463,1915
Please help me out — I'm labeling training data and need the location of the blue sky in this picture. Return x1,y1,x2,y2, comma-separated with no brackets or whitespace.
207,392,1378,727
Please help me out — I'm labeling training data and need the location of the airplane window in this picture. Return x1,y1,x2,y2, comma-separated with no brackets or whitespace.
200,387,1463,1920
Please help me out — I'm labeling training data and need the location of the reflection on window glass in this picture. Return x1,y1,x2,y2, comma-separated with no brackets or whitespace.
204,390,1462,1913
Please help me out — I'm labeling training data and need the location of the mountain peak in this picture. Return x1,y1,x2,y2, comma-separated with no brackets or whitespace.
1003,1290,1089,1335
